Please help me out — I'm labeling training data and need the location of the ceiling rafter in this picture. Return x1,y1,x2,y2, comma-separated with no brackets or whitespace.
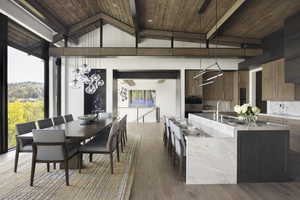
206,0,246,39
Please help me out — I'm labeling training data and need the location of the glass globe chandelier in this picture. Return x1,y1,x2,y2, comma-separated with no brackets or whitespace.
70,56,105,94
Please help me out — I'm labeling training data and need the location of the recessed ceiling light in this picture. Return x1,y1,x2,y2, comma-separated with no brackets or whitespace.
147,19,153,23
112,3,118,7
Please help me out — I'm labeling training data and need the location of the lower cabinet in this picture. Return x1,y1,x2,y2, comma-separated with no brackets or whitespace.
237,131,289,182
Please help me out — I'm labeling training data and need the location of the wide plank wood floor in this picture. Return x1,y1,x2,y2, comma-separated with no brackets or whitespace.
130,123,300,200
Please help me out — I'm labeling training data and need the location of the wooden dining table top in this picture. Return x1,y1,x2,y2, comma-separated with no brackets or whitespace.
16,118,113,140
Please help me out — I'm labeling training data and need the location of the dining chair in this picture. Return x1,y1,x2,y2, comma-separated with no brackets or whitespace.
30,130,79,186
163,116,168,147
165,117,172,154
79,120,120,174
168,120,176,160
53,116,65,125
14,121,36,172
173,123,186,178
37,118,54,129
64,114,74,122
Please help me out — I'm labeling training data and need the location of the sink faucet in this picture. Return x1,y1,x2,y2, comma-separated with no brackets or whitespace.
216,101,221,120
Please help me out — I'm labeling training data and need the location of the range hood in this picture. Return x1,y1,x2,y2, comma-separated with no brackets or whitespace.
284,12,300,83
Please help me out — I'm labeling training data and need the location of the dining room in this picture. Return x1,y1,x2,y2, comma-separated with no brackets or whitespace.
2,0,300,200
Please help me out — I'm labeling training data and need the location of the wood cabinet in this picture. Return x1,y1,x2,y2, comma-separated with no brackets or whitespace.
203,71,236,101
185,70,203,97
238,70,249,104
262,59,296,101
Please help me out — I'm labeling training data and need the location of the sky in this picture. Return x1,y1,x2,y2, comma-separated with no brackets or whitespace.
8,46,44,83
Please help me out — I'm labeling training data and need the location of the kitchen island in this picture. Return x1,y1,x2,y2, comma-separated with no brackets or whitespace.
186,113,290,184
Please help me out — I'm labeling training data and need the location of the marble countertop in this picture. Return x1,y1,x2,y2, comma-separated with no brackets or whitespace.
259,113,300,120
192,113,289,132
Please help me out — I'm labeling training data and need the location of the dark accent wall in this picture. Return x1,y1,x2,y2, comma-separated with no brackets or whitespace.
84,69,106,114
0,13,8,153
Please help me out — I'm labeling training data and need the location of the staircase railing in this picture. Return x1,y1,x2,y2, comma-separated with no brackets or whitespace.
137,107,160,123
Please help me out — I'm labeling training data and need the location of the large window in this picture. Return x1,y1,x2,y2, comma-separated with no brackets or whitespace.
7,47,44,148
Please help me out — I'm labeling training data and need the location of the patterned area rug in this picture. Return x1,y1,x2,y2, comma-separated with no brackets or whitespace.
0,129,140,200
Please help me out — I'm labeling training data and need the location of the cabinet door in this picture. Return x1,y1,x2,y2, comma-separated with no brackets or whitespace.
276,59,295,100
224,72,234,101
262,61,276,100
185,70,203,97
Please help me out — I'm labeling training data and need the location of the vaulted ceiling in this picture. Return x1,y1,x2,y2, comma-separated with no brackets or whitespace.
10,0,300,49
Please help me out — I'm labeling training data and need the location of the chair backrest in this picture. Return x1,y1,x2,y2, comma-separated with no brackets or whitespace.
173,123,186,156
106,121,119,151
64,114,73,122
53,116,65,125
37,118,53,129
32,130,66,161
16,121,36,135
169,120,175,145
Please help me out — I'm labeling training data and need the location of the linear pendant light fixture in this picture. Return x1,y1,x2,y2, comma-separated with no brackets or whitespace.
194,0,224,87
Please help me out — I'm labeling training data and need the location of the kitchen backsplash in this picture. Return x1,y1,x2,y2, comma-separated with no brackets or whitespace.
267,101,300,116
204,100,232,112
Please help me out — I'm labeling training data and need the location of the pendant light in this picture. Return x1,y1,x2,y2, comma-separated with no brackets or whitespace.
194,0,223,85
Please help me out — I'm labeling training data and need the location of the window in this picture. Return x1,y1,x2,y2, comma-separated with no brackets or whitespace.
128,90,156,107
7,47,44,148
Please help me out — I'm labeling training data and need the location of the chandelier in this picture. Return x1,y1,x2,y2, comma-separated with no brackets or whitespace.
70,57,104,94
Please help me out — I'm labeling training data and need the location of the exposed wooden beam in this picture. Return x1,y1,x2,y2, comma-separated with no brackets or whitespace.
53,12,134,43
207,0,246,39
100,13,134,34
212,35,262,45
49,47,263,57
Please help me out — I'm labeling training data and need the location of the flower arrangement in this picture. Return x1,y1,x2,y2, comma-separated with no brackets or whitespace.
234,104,260,123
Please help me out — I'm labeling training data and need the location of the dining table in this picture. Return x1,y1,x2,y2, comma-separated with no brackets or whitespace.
17,118,114,169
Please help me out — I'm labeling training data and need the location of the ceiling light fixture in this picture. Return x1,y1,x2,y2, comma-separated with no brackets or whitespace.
199,81,214,87
147,19,153,23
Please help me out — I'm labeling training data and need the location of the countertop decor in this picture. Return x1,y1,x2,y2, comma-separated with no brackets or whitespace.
234,104,260,124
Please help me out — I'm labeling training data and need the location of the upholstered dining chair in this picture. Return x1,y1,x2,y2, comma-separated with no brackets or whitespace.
30,130,79,186
64,114,74,122
14,121,36,172
79,121,120,174
53,116,65,125
168,120,176,160
37,118,53,129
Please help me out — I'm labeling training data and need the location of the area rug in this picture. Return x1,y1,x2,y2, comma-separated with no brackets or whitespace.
0,129,140,200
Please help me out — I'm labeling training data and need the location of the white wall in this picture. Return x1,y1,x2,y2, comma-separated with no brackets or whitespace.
61,24,244,119
118,79,177,122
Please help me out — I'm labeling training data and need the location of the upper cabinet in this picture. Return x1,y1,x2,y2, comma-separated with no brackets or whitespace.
203,72,236,101
262,58,296,101
185,70,203,97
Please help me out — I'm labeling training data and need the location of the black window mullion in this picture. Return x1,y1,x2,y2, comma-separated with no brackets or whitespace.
0,13,8,154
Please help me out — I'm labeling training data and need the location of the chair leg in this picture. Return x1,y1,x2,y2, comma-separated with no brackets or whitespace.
116,144,120,162
14,150,19,173
47,163,50,172
64,159,69,186
110,153,114,174
30,155,36,186
89,153,93,162
53,162,56,169
120,135,124,153
78,153,82,173
179,155,183,178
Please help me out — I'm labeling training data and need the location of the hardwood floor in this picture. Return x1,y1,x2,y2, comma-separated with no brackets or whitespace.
130,123,300,200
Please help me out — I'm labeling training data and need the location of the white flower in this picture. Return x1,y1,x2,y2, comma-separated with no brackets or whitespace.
252,106,261,114
241,104,249,114
234,105,242,114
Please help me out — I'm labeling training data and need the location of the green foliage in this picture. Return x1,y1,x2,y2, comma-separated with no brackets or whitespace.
8,82,44,101
8,100,44,147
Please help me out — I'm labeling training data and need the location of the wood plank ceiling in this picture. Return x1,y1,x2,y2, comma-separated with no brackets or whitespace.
10,0,300,53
